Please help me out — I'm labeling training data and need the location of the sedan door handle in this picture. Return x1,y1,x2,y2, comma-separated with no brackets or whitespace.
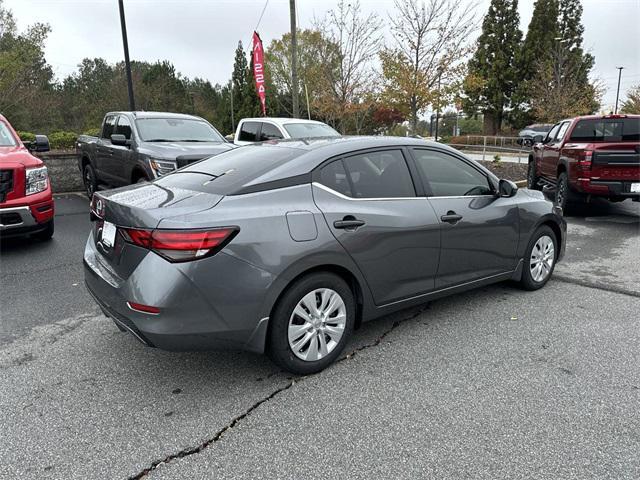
333,217,365,230
440,211,463,224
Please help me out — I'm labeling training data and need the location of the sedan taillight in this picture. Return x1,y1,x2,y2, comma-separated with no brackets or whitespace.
121,227,238,262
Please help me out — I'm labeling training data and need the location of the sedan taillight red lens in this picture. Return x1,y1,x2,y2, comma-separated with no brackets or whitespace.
121,227,238,262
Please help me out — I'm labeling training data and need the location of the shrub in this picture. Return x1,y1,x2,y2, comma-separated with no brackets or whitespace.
493,154,502,164
48,131,78,150
82,127,101,137
17,131,36,143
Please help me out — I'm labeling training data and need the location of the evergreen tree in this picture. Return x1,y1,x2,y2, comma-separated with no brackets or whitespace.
463,0,522,134
510,0,559,127
557,0,596,109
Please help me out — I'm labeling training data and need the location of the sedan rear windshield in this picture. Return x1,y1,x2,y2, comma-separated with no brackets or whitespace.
569,118,640,142
283,123,340,139
156,145,305,195
136,118,225,142
0,122,17,146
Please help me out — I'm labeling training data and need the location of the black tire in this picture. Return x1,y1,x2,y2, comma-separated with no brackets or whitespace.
527,161,541,190
33,220,54,241
83,163,98,199
519,225,557,291
267,272,355,375
554,171,569,211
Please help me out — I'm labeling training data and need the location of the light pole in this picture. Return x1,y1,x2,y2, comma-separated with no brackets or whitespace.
118,0,135,111
614,66,624,114
289,0,299,118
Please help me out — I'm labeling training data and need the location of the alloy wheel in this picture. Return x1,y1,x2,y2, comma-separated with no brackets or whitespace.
529,235,555,282
288,288,346,362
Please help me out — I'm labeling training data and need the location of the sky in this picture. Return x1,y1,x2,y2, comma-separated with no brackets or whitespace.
5,0,640,112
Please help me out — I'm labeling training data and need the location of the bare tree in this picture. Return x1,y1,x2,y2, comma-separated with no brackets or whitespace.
381,0,477,134
314,0,382,133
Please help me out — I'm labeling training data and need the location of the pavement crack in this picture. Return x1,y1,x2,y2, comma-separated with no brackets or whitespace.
127,381,296,480
127,305,429,479
339,304,430,363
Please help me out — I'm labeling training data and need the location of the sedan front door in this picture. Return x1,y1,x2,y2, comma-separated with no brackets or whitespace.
410,148,520,289
313,149,441,305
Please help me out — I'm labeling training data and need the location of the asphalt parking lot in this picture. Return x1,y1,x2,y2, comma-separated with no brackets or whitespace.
1,194,638,479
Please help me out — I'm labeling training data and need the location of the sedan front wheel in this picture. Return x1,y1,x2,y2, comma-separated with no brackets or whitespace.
520,225,557,290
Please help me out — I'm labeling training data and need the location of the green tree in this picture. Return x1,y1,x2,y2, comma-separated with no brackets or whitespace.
511,0,559,127
0,0,58,131
265,29,339,119
463,0,521,134
620,84,640,114
511,0,598,126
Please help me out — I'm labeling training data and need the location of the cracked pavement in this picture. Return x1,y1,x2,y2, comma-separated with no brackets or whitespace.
0,196,638,479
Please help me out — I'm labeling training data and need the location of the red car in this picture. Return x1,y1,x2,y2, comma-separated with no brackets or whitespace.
527,114,640,211
0,114,54,240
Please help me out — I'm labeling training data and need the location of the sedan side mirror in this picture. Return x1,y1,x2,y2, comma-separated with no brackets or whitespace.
498,179,518,198
111,134,130,147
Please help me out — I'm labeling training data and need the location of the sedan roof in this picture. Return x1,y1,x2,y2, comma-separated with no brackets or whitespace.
170,136,471,196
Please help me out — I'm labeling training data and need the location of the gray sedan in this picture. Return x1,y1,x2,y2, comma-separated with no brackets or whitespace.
84,137,566,374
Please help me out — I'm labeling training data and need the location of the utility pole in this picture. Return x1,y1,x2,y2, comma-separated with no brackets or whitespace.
230,80,235,132
614,66,624,114
289,0,299,118
118,0,135,111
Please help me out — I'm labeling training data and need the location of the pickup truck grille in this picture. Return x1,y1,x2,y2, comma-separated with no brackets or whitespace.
176,155,208,169
0,169,14,203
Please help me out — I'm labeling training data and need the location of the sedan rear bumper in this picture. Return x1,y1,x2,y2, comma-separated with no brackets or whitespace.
83,232,274,353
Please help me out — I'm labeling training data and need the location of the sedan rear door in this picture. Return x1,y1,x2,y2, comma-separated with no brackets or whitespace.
409,148,520,289
312,148,440,305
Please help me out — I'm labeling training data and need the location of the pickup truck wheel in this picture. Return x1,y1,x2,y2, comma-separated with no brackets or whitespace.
33,220,54,241
83,164,98,199
527,162,541,190
554,172,569,211
520,225,557,291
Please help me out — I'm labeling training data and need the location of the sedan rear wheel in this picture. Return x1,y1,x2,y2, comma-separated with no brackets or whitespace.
268,273,355,375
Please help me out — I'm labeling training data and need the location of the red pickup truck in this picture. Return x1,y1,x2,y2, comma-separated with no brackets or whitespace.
527,114,640,211
0,114,54,240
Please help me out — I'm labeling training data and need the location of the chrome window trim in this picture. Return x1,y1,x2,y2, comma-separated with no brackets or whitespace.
312,182,495,201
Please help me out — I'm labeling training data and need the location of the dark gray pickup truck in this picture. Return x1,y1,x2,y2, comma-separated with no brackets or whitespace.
76,111,234,197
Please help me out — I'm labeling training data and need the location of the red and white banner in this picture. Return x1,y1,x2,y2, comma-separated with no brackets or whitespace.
252,31,266,116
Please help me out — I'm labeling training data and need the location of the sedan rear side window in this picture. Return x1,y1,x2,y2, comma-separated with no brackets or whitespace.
318,160,351,196
341,150,415,198
412,149,492,197
239,122,260,142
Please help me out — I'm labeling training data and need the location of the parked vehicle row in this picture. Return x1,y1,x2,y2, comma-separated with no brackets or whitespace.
0,114,55,241
85,136,566,373
75,112,341,198
527,114,640,211
517,123,553,147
